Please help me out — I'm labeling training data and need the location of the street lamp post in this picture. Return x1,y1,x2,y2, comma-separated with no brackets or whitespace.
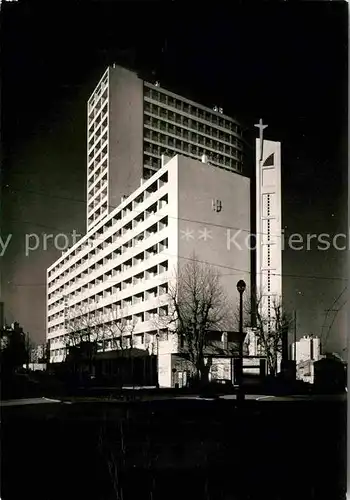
236,280,246,403
156,332,160,388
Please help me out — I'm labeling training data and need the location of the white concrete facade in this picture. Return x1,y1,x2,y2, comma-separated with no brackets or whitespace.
87,69,110,231
47,155,250,386
291,336,321,384
157,155,251,386
255,139,282,324
291,335,321,363
47,163,171,365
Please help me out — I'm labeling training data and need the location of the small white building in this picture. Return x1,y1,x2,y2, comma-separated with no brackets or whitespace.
291,335,321,383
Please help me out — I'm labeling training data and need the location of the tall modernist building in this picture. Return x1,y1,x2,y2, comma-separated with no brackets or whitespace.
47,155,250,386
87,65,245,231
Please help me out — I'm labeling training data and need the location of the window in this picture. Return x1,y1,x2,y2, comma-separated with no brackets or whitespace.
146,265,158,280
134,233,145,246
146,308,157,320
146,223,158,237
158,171,168,187
158,217,167,232
158,238,168,252
158,194,168,210
133,272,144,285
159,283,168,295
123,259,132,271
146,244,158,259
146,181,157,196
158,261,168,274
133,252,144,265
263,153,275,167
146,287,157,300
123,222,132,234
158,305,168,317
133,292,144,305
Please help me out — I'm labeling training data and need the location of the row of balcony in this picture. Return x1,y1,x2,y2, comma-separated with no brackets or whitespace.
88,74,108,106
49,302,169,337
88,116,108,144
88,193,108,220
88,172,108,195
88,181,108,209
88,156,108,186
88,99,108,129
144,85,240,133
49,242,169,311
50,214,168,299
48,242,169,311
49,282,169,325
49,328,164,359
88,130,108,155
88,86,108,115
50,326,169,350
144,124,242,158
88,204,109,229
50,257,169,313
51,213,167,297
88,138,108,166
144,149,240,173
144,137,240,165
49,215,168,287
144,105,242,146
49,172,168,279
49,300,169,334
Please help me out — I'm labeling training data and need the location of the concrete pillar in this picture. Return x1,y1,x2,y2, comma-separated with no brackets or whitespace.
259,358,267,379
158,352,172,387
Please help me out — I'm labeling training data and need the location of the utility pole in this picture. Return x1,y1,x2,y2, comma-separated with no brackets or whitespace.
236,280,246,403
291,310,297,381
25,332,31,371
293,310,297,361
321,308,338,352
63,295,68,358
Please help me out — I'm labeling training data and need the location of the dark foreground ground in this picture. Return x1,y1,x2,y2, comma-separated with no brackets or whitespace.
1,398,346,500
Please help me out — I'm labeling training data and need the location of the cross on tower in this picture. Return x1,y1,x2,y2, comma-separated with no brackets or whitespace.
254,118,268,161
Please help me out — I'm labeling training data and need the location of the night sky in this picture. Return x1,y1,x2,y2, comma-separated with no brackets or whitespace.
1,1,348,352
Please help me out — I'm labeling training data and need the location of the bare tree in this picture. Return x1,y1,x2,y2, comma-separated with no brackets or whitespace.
64,303,103,372
243,292,291,377
159,256,233,384
102,308,137,353
101,308,138,389
24,332,35,370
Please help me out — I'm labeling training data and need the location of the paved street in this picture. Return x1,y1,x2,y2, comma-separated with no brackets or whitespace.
1,392,347,406
1,394,346,500
219,393,347,402
174,392,347,402
0,397,62,407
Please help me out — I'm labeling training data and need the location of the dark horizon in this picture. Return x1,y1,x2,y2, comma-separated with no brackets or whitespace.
1,1,348,351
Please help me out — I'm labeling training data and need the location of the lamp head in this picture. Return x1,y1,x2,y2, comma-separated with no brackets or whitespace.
236,280,246,294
